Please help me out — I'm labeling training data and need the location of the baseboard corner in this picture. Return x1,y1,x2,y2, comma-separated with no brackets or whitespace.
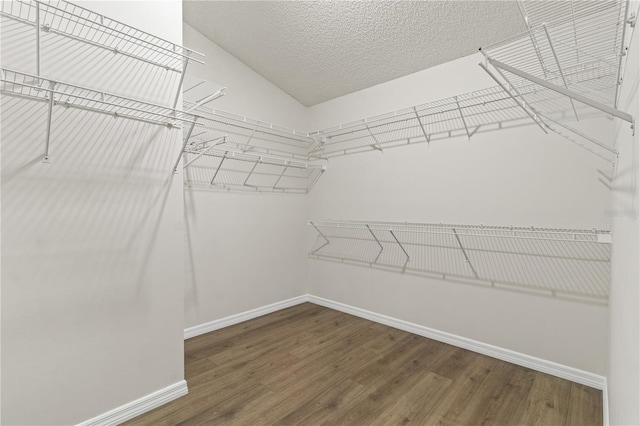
184,294,310,340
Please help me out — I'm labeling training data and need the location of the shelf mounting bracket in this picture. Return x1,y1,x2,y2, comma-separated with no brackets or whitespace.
453,228,479,279
210,150,227,184
454,96,471,139
173,117,198,173
389,229,409,272
43,80,56,162
479,62,548,134
309,221,331,255
182,136,225,168
542,24,580,121
413,107,431,144
366,224,384,264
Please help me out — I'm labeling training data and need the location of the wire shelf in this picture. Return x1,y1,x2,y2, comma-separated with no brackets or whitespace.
1,68,200,164
1,68,198,127
0,0,204,73
185,101,320,161
481,0,631,125
309,220,612,303
184,145,325,194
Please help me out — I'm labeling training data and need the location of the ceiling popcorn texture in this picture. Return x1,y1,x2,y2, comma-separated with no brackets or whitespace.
183,1,526,107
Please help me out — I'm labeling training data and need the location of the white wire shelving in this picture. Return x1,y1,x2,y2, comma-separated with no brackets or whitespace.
184,144,325,193
180,101,327,193
0,0,204,108
308,1,634,163
309,220,612,303
0,68,200,165
480,0,634,133
185,101,321,161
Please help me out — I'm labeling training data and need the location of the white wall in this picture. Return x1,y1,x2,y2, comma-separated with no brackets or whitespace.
182,25,310,329
1,2,185,424
608,14,640,425
306,52,613,374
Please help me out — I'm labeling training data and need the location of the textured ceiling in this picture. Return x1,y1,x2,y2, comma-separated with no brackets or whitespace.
183,1,526,107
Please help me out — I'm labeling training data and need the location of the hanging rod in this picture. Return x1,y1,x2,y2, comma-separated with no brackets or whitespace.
308,219,612,302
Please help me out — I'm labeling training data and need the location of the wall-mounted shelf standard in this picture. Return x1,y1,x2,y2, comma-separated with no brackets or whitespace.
183,144,325,194
0,0,204,108
480,1,633,132
185,101,321,161
309,220,612,303
1,68,200,166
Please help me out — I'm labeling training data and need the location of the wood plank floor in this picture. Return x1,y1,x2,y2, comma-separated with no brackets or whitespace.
125,303,602,425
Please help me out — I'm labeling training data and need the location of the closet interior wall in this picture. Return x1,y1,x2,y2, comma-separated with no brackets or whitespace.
182,24,310,329
608,17,639,425
1,2,186,424
306,51,614,375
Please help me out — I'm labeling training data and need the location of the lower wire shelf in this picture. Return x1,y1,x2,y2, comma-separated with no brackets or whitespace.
184,144,326,193
309,220,612,303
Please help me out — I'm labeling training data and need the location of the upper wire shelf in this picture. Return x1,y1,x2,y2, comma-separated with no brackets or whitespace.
309,220,612,303
481,0,633,126
1,68,200,163
1,68,198,127
185,101,322,161
309,79,619,162
0,0,204,73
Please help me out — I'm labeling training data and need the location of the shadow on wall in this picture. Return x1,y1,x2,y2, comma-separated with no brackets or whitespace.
1,92,180,325
308,221,611,306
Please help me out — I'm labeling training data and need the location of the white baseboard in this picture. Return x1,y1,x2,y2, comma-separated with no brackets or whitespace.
602,378,609,426
77,380,188,426
307,295,607,390
184,295,310,340
183,293,606,390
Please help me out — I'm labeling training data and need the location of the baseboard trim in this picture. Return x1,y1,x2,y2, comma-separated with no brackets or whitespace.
184,295,310,340
307,295,607,390
77,380,188,426
602,378,609,425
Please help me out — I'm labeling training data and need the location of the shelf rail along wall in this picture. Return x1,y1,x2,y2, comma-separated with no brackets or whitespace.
181,101,327,193
0,0,205,108
0,68,202,167
309,220,612,304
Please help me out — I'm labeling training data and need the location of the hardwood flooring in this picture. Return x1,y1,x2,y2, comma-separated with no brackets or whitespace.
124,303,602,425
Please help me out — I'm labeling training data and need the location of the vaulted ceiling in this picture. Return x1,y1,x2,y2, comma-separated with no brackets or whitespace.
183,1,526,106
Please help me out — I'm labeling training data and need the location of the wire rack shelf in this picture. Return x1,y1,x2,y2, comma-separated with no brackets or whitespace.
0,0,204,73
309,77,618,162
185,101,320,161
1,68,200,163
309,220,612,303
184,145,326,194
481,0,633,128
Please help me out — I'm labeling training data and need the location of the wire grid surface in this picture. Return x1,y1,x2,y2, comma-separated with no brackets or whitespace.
309,221,611,301
484,1,626,112
1,68,198,128
308,77,616,160
184,147,324,193
0,0,203,73
186,101,319,161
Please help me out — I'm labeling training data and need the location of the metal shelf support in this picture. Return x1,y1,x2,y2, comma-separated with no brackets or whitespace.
487,58,634,124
